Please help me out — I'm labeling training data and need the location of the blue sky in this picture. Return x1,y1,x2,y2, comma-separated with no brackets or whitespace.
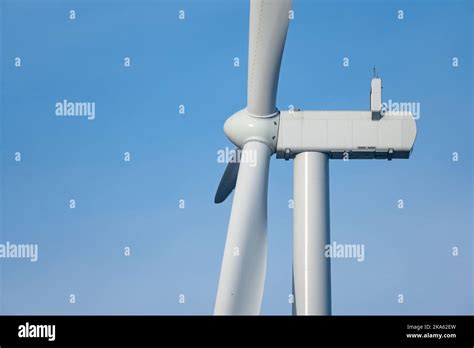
0,0,472,315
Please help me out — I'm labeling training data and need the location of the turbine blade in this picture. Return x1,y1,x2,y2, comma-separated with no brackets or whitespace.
214,148,240,204
214,141,271,315
247,0,292,116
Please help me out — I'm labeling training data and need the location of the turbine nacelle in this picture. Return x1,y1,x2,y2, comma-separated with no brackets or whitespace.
224,77,417,161
276,77,417,160
276,109,417,160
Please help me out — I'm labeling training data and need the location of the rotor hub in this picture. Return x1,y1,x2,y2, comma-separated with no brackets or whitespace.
223,108,280,152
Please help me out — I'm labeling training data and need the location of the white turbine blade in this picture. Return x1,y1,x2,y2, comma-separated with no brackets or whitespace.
247,0,292,116
214,141,271,315
215,148,240,204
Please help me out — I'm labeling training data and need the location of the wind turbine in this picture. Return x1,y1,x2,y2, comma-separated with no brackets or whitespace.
214,0,417,315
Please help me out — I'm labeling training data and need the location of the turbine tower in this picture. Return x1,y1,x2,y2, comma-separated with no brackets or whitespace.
214,0,417,315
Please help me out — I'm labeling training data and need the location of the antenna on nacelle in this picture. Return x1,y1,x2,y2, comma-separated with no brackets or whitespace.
373,66,380,79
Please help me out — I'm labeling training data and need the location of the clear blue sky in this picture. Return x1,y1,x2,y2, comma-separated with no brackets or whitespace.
0,0,472,315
